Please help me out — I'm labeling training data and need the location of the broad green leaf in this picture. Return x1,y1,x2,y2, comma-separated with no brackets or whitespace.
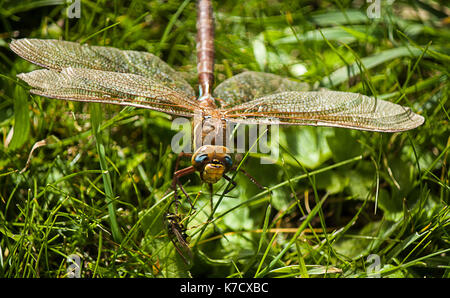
322,46,430,87
282,127,333,169
316,170,348,194
275,26,370,45
217,194,254,231
333,221,382,259
326,129,362,162
390,157,415,201
376,188,403,221
339,25,377,43
270,188,292,211
311,10,368,26
252,38,267,71
346,164,374,200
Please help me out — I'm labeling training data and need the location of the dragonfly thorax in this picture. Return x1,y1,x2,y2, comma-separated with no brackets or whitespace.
198,93,216,109
193,114,227,150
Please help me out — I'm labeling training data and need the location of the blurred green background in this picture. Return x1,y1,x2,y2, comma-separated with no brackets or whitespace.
0,0,448,277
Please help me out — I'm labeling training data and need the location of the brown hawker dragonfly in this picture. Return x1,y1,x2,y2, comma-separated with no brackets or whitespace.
10,0,424,200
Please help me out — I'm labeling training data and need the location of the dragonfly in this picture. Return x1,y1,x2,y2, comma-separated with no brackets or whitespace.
10,0,424,202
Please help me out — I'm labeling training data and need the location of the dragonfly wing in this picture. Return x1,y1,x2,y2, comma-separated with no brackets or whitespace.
18,67,199,117
10,38,195,97
222,90,424,132
213,71,309,107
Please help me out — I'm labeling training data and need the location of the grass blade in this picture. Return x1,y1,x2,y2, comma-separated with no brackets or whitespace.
90,103,122,242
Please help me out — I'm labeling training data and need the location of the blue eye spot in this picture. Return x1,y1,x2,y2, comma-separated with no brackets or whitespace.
224,155,233,167
195,154,209,163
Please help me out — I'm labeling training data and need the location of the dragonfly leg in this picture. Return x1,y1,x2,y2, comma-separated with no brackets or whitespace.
163,153,193,200
174,152,193,172
222,174,237,194
168,193,182,214
233,167,266,190
171,165,196,209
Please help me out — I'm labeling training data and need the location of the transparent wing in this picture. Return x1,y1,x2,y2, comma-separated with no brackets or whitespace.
18,67,199,117
10,38,195,97
213,71,309,107
221,91,424,132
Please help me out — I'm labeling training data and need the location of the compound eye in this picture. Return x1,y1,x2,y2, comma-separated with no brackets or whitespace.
194,153,209,164
224,155,233,168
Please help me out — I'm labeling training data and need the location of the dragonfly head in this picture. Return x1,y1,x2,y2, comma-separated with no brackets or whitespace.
192,145,233,184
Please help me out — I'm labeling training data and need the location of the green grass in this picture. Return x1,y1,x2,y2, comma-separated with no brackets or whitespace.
0,0,448,278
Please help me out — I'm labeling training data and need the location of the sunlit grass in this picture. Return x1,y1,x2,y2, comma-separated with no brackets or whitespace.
0,0,448,277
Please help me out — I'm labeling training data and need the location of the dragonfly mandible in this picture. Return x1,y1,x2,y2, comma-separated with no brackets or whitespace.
10,0,424,200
